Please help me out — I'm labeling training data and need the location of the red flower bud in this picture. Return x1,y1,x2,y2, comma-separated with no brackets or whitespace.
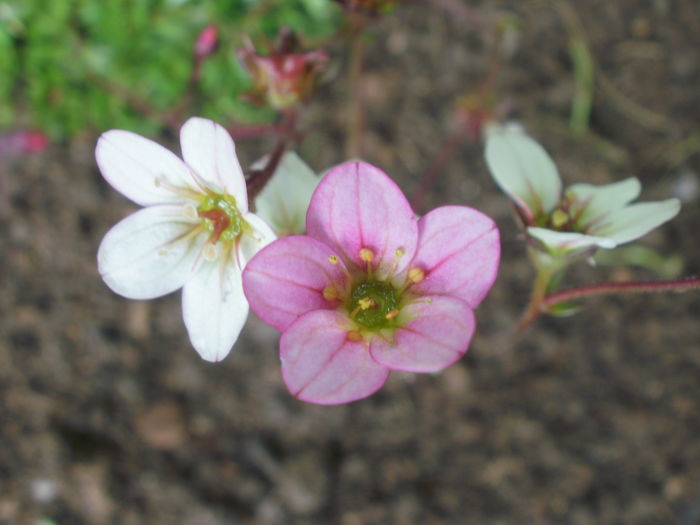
237,34,328,111
195,25,219,60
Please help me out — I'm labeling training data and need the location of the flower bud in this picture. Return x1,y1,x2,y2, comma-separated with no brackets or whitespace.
237,33,328,111
0,131,49,155
195,25,219,60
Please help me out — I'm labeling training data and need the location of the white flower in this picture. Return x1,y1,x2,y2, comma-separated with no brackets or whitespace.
253,151,320,236
485,125,681,255
96,117,276,362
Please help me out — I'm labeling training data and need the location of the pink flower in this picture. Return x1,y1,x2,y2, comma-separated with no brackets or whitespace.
243,162,500,405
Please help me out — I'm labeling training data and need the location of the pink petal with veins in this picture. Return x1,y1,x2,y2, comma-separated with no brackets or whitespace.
243,235,347,332
280,310,390,405
410,206,500,308
306,161,418,276
370,296,475,373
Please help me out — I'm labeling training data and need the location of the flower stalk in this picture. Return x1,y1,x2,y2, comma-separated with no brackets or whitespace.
543,276,700,310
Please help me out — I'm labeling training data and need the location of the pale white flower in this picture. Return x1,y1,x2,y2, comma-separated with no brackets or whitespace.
253,151,320,236
485,126,681,255
96,117,276,361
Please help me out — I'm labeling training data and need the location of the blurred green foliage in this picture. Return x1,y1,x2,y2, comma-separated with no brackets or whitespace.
0,0,340,138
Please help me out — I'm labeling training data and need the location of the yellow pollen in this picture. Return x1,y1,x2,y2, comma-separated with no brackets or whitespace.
358,297,375,310
359,248,375,262
551,209,569,228
203,243,218,261
183,203,198,219
322,286,338,301
385,309,400,321
347,330,363,342
328,255,339,264
408,267,425,283
395,248,404,258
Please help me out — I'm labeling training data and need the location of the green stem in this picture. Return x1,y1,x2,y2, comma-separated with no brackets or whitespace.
512,266,556,341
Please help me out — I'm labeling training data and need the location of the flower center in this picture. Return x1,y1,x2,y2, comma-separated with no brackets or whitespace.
349,280,400,330
197,194,242,244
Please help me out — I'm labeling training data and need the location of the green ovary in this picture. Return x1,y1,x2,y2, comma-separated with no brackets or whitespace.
349,280,400,330
198,194,243,242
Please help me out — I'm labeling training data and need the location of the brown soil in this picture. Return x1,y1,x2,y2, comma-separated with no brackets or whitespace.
1,1,699,524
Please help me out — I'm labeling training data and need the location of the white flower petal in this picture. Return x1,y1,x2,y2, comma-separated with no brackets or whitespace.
590,199,681,244
96,130,196,206
238,212,277,267
98,205,204,300
528,226,616,252
182,249,248,362
566,178,641,228
253,151,320,236
485,126,562,217
180,117,248,211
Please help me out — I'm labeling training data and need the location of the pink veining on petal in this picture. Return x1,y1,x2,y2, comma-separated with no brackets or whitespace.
409,206,500,308
306,161,418,276
243,235,348,332
370,296,475,373
280,310,390,405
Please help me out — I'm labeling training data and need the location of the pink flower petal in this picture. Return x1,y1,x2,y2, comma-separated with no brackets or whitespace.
243,236,348,332
370,296,475,373
409,206,500,308
96,130,195,206
306,161,418,276
280,310,389,405
180,117,248,211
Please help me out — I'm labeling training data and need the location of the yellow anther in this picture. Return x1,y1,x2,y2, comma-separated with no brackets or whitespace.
385,309,400,321
395,248,404,258
203,243,218,261
358,297,375,310
408,267,425,283
551,209,569,229
359,247,375,262
322,286,338,301
347,330,364,342
328,255,339,264
183,203,198,219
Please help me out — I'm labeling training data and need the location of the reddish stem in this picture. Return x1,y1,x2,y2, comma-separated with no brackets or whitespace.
426,0,491,29
245,110,298,201
226,123,282,140
410,129,465,213
543,276,700,310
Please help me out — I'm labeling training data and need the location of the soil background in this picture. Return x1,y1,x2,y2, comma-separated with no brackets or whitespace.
2,1,700,524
